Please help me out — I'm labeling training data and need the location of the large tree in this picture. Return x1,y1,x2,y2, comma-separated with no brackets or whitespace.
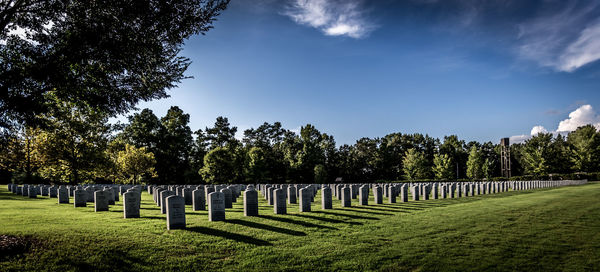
402,148,428,180
0,0,229,128
567,125,600,172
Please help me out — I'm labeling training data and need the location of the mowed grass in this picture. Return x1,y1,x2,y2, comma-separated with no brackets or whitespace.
1,183,599,272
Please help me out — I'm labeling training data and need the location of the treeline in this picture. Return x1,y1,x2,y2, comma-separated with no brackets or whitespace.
1,104,599,185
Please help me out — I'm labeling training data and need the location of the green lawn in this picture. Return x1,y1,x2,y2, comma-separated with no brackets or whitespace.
1,183,599,272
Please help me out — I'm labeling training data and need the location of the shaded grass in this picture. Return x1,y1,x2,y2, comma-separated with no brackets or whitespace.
0,183,599,271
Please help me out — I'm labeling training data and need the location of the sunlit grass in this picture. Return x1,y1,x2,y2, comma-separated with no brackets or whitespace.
1,182,599,271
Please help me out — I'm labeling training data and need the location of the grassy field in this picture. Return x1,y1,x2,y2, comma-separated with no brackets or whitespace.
0,183,599,272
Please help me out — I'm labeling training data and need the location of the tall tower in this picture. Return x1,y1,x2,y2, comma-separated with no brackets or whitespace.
500,138,511,178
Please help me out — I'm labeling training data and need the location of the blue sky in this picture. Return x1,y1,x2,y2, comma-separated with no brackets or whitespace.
126,0,600,145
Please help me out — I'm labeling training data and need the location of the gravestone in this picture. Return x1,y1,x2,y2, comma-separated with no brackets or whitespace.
267,187,275,205
423,186,430,200
274,189,287,214
433,185,439,199
411,186,420,201
350,185,358,199
58,188,69,203
74,189,87,207
183,188,192,205
22,185,29,196
208,192,226,221
221,188,233,209
205,186,215,202
192,189,206,211
106,189,116,205
359,185,369,205
400,186,408,202
85,187,94,202
166,195,186,229
341,187,351,207
287,186,297,204
49,187,57,198
94,191,109,212
321,186,332,209
388,186,396,203
123,191,141,218
113,188,119,202
41,186,48,196
441,185,447,198
374,186,383,204
28,186,37,198
244,188,259,216
160,190,175,214
299,188,311,212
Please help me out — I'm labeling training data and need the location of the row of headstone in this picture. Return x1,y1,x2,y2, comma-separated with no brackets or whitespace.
7,180,588,230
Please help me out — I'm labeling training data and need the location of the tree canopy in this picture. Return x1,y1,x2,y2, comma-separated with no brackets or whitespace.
0,0,229,129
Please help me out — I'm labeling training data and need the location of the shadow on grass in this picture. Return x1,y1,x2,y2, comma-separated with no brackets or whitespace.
186,226,272,246
313,210,379,220
143,216,165,220
349,205,405,213
227,219,306,236
257,215,338,230
291,213,362,225
335,208,395,216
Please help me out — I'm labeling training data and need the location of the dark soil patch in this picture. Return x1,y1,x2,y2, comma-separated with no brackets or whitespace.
0,235,37,260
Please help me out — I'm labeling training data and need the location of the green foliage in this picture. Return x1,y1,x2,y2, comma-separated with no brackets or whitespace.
433,153,453,180
466,146,483,179
521,133,553,176
403,148,429,180
567,125,600,172
0,0,230,129
199,147,235,184
34,97,112,184
314,164,327,184
116,144,157,184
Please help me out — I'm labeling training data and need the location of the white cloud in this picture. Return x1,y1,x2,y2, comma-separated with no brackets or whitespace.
557,104,600,132
517,2,600,72
511,104,600,143
284,0,376,38
559,20,600,72
530,125,548,136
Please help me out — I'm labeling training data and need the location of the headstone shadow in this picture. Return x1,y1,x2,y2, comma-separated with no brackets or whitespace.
313,210,379,220
257,215,338,230
335,207,395,216
291,213,362,225
226,219,306,236
186,226,272,246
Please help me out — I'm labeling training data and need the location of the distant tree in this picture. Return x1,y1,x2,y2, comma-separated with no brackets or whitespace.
567,125,600,172
522,133,553,176
199,147,235,184
35,97,112,184
314,164,327,184
433,153,453,180
205,116,238,149
402,148,428,180
482,158,493,179
0,0,229,129
116,144,157,184
0,126,45,183
119,109,161,150
244,146,268,183
439,135,467,179
157,106,194,183
466,146,483,179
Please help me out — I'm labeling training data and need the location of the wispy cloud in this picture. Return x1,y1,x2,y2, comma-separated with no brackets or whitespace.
510,104,600,143
517,2,600,72
283,0,376,38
